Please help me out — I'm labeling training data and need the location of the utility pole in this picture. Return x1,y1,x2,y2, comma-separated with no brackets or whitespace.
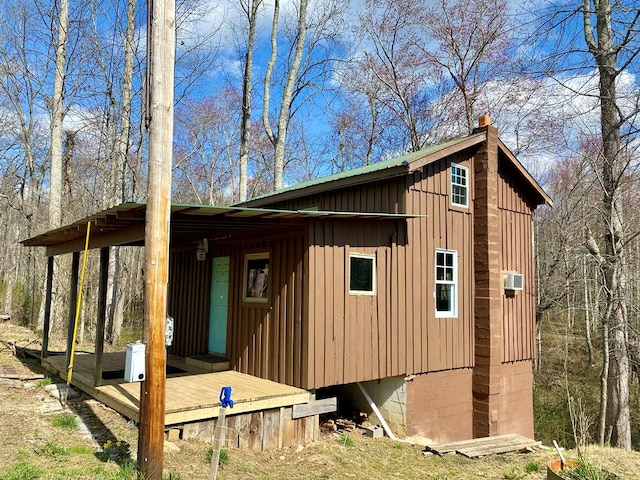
137,0,175,478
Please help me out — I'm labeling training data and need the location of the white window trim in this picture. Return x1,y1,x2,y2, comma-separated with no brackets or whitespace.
434,249,458,318
451,163,469,208
349,253,377,296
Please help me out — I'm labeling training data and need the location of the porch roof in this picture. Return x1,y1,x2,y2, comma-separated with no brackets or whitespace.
22,202,421,256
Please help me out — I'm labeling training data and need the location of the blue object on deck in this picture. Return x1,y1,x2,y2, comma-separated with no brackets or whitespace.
219,386,234,408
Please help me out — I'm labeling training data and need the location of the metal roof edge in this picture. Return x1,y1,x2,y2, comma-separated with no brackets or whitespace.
497,139,553,207
239,133,486,208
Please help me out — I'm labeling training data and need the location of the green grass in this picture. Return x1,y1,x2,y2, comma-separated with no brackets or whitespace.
35,377,52,388
0,462,44,480
339,434,355,447
564,458,613,480
51,413,78,430
502,466,525,479
205,447,230,467
39,441,69,457
524,460,541,473
66,445,94,455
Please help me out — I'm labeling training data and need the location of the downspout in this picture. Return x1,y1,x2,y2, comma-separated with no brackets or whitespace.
357,382,397,441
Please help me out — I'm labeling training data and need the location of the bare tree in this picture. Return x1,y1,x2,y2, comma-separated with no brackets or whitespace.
419,0,512,134
530,0,640,449
262,0,308,190
238,0,263,201
580,0,638,449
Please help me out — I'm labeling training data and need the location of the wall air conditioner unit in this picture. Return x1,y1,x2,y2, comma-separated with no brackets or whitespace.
504,273,524,291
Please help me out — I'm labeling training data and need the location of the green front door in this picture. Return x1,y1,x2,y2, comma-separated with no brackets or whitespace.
209,256,230,354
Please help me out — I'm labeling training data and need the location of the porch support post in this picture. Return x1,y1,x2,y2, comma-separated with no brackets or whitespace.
66,252,80,373
94,247,110,386
41,256,55,359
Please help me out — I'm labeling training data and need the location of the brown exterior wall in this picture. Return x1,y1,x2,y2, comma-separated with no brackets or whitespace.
498,157,536,362
496,361,535,438
167,231,308,390
306,219,398,389
405,369,474,442
261,177,407,214
303,151,476,390
226,230,307,387
404,152,475,375
167,250,213,358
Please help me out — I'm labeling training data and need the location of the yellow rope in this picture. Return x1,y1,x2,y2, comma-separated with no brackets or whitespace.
67,221,91,385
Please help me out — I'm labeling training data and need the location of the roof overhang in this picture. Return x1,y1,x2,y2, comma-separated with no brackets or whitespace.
497,139,553,207
22,202,423,256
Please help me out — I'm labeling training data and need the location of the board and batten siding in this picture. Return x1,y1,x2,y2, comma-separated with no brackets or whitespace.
167,250,213,358
498,158,537,362
226,230,307,388
263,177,406,214
304,153,475,390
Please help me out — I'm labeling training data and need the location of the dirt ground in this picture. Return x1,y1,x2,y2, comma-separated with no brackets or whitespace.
1,322,639,480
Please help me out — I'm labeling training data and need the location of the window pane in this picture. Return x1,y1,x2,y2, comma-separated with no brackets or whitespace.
436,284,452,312
436,251,444,265
350,256,374,292
445,253,453,267
436,266,444,280
445,268,453,281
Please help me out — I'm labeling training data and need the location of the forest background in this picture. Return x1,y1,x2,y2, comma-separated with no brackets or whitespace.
1,0,639,452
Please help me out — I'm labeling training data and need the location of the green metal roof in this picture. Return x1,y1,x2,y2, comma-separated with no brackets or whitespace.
239,134,484,206
22,202,423,255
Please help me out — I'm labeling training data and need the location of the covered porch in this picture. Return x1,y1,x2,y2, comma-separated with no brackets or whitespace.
44,351,310,425
43,351,318,449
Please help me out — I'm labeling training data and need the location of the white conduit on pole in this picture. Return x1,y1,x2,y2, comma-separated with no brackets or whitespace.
357,382,397,441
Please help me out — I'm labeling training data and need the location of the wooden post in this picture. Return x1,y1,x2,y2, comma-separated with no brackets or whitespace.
41,256,54,359
209,407,227,480
94,247,110,386
137,0,175,478
66,252,80,371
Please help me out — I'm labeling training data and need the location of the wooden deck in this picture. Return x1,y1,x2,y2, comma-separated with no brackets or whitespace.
43,352,310,426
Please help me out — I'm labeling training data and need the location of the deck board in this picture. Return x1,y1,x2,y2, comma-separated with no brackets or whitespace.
43,352,310,426
425,434,541,458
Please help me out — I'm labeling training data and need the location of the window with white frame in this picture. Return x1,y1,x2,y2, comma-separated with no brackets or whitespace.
349,253,376,295
435,249,457,317
451,164,468,207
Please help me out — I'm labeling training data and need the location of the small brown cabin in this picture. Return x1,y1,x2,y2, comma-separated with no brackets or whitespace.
25,118,551,443
168,118,550,441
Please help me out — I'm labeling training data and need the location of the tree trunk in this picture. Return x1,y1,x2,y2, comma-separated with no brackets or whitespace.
50,0,68,230
262,0,308,190
239,0,261,201
45,0,70,335
582,0,631,449
583,256,594,366
105,0,136,345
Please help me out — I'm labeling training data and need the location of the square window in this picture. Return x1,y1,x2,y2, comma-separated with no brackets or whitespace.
451,164,468,207
349,254,376,295
435,249,457,317
243,253,269,303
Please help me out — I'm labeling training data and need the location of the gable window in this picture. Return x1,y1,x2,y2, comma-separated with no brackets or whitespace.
451,164,468,207
435,249,457,317
349,253,376,295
